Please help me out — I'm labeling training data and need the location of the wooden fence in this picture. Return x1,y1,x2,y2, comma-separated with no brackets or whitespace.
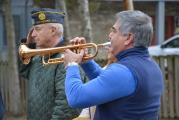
153,55,179,119
0,54,179,119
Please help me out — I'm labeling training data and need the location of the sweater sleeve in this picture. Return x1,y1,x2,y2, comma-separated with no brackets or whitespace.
65,63,137,108
80,60,103,79
51,64,66,120
18,57,31,79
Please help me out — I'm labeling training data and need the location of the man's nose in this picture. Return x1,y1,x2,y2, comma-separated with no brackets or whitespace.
108,32,112,41
31,30,37,37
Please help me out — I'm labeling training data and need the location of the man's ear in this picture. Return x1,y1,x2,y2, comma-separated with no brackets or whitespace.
124,33,134,46
51,26,57,36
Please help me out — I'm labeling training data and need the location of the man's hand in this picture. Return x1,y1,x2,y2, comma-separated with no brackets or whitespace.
27,27,35,44
64,49,85,67
25,27,36,49
63,37,88,67
69,37,86,45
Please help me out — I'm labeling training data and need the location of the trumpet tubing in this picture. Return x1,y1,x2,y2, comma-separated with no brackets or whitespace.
19,42,111,65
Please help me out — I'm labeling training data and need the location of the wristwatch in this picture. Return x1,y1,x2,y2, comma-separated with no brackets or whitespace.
66,62,78,67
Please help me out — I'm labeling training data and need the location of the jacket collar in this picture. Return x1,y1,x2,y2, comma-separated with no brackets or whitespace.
115,46,149,61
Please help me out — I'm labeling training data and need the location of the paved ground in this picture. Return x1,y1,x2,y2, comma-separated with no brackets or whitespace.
3,112,26,120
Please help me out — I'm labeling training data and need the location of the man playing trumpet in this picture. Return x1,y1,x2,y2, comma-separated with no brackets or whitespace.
64,10,164,120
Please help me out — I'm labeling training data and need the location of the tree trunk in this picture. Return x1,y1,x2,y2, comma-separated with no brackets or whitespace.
77,0,93,43
2,0,22,115
55,0,71,43
123,0,134,10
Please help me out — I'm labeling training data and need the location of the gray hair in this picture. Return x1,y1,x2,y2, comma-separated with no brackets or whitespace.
116,10,153,47
48,23,64,37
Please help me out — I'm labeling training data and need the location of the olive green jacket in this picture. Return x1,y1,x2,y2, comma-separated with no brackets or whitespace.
19,54,83,120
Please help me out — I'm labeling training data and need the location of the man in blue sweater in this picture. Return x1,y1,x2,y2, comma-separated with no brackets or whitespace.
64,10,164,120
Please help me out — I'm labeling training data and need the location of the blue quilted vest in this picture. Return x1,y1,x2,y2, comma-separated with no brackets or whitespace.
94,47,164,120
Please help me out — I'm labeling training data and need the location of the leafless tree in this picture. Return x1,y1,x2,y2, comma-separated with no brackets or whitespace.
77,0,93,42
123,0,134,10
2,0,22,115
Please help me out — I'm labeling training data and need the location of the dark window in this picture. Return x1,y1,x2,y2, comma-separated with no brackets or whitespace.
165,38,179,48
0,11,5,50
13,15,21,46
3,16,7,46
1,15,20,48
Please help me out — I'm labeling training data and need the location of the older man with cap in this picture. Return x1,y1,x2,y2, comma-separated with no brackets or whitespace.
19,8,82,120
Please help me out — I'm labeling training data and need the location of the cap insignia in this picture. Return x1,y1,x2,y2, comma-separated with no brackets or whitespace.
38,12,46,21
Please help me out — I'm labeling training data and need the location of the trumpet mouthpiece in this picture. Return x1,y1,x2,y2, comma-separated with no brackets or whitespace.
97,42,111,48
102,42,111,47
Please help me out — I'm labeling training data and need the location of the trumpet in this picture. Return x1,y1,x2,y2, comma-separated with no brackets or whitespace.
19,42,111,65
